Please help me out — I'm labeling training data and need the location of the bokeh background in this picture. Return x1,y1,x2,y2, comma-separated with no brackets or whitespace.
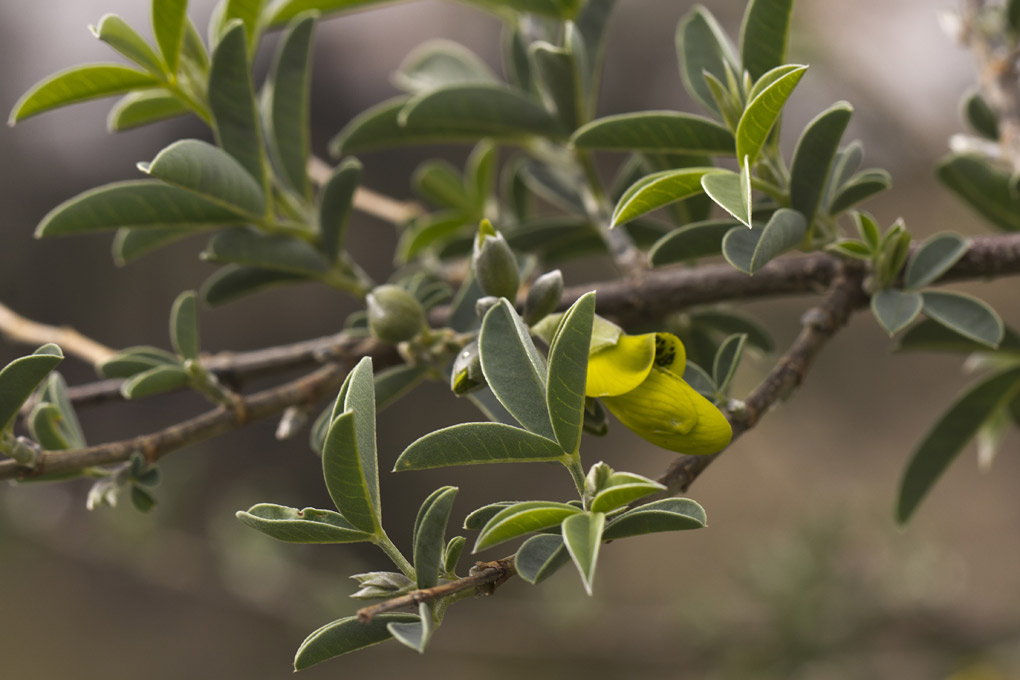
2,1,1019,678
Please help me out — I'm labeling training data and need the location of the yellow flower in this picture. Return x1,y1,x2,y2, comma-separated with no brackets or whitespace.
586,328,732,456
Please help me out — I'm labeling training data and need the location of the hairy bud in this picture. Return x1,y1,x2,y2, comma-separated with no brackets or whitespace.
472,219,519,300
366,285,426,344
523,269,563,325
450,341,485,396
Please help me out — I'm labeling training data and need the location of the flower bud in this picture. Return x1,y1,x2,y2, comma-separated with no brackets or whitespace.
523,269,563,325
450,340,485,396
366,285,426,344
472,219,519,300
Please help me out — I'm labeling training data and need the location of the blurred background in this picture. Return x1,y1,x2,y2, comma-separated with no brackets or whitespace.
2,1,1019,678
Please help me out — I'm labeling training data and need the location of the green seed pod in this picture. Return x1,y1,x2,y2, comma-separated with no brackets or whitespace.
472,219,520,300
450,340,485,396
523,269,563,325
475,295,499,320
366,285,426,344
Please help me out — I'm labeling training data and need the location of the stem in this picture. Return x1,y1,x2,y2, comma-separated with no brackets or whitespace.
562,454,587,499
375,531,415,579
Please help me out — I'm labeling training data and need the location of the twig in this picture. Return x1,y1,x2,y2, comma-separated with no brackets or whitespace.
356,558,517,623
0,301,116,366
655,262,869,496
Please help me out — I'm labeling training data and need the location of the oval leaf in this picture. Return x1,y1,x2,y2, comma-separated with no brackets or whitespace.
546,292,596,455
236,503,374,543
572,112,735,155
712,333,747,394
648,219,739,265
266,12,316,197
120,364,189,399
393,39,496,93
293,613,419,670
323,408,380,534
209,22,266,187
91,14,165,75
200,265,309,306
721,208,806,274
413,486,458,588
475,501,582,552
36,181,246,237
739,0,794,80
590,478,666,514
141,139,266,216
479,299,555,439
0,345,64,431
904,232,970,290
562,511,605,595
10,64,158,124
896,319,1020,355
153,0,189,74
936,153,1020,232
611,167,721,227
789,101,853,226
202,227,329,276
676,6,738,114
394,422,565,471
107,89,190,132
871,289,923,336
601,498,707,540
515,533,571,584
897,367,1020,523
828,169,891,215
702,164,752,227
735,64,807,166
169,290,200,360
922,291,1005,348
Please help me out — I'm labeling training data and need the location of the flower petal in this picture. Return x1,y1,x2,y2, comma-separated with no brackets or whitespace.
586,333,655,397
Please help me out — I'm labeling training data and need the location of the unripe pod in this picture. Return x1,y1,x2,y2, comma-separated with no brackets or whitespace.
472,219,520,300
450,340,485,396
366,285,426,344
523,269,563,325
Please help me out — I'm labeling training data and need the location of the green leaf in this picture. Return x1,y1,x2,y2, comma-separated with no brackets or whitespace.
561,512,604,595
0,345,64,431
904,232,969,290
602,498,707,540
200,265,309,305
331,356,380,526
393,39,496,93
826,239,872,260
467,140,497,212
443,536,466,573
397,211,472,262
121,364,189,399
590,473,665,513
180,17,209,72
236,503,374,543
394,422,565,470
922,291,1004,348
648,219,739,265
735,64,807,166
897,367,1020,524
896,320,1020,355
546,292,595,454
265,11,316,199
220,0,266,52
463,501,517,531
141,139,266,216
330,96,433,154
702,161,752,227
530,42,580,130
91,14,165,75
459,0,578,17
374,364,429,412
412,160,471,211
322,411,379,534
827,169,891,215
475,501,582,552
855,211,881,250
208,22,266,188
29,373,85,449
96,346,179,378
318,157,362,262
413,486,458,588
963,89,999,140
37,181,246,238
683,360,717,398
712,333,747,394
871,289,923,336
153,0,189,74
387,603,433,654
9,64,159,124
611,168,721,227
721,208,806,274
572,112,735,155
515,534,570,584
478,299,555,439
739,0,794,81
937,153,1020,232
789,102,854,227
293,613,418,670
202,227,329,276
398,84,566,143
107,89,190,131
169,291,200,360
822,140,863,208
676,6,738,114
689,309,774,352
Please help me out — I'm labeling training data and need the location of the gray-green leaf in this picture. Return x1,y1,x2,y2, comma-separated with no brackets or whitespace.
721,208,806,274
936,153,1020,232
413,486,458,588
789,101,853,227
169,290,200,360
676,6,738,114
293,613,419,670
265,12,316,198
515,534,571,584
120,364,189,399
91,14,165,75
648,219,739,265
107,89,190,132
393,422,565,470
236,503,374,543
904,232,969,290
209,22,266,188
202,227,329,276
9,64,159,124
153,0,189,74
601,498,707,540
611,167,721,227
0,345,64,431
739,0,794,81
922,291,1004,348
562,512,605,595
572,111,735,155
545,292,595,455
871,289,923,336
475,501,582,552
735,64,807,166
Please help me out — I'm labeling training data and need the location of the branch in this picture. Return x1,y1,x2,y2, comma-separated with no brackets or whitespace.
356,558,517,623
0,301,116,365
